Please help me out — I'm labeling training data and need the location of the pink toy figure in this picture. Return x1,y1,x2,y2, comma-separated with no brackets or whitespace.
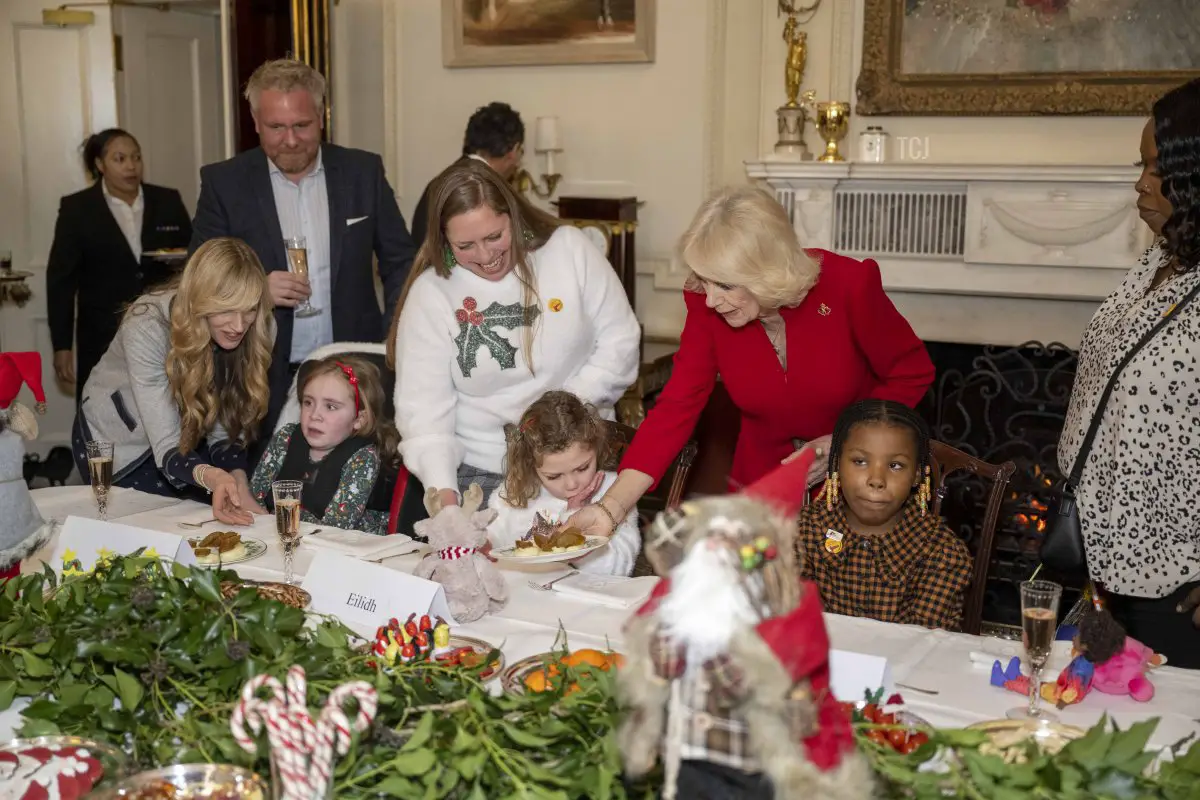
1090,637,1155,702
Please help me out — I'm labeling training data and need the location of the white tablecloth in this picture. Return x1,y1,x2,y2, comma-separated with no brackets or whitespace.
8,489,1200,752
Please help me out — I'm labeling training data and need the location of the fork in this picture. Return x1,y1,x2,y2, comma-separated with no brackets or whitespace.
529,568,578,591
177,517,219,530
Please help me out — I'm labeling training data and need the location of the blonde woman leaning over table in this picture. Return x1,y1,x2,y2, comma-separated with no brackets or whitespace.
1058,77,1200,670
566,185,934,538
72,237,275,526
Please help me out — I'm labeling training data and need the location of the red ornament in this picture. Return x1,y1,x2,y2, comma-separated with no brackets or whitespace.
764,545,778,560
462,297,478,311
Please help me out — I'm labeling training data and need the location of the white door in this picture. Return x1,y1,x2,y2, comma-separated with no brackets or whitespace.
114,4,224,213
0,1,118,454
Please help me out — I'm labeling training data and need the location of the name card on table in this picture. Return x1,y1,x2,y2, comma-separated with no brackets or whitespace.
828,649,893,703
49,516,197,575
302,551,456,629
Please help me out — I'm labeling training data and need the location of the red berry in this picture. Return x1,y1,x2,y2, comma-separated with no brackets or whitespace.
468,311,484,326
455,309,468,323
463,297,477,311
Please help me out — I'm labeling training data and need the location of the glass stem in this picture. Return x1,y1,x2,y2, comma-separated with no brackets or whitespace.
1028,662,1042,717
283,548,294,586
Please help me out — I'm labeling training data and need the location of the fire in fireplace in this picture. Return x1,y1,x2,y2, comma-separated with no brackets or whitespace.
918,341,1080,628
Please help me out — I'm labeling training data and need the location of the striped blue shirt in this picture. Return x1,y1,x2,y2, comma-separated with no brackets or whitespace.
269,148,333,361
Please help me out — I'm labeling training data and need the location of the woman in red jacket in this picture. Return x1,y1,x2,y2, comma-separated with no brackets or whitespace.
568,186,934,537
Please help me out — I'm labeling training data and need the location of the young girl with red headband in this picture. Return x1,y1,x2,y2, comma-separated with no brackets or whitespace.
250,355,398,535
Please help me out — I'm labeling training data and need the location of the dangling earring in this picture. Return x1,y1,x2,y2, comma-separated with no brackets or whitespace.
442,245,457,271
825,471,840,511
917,465,932,516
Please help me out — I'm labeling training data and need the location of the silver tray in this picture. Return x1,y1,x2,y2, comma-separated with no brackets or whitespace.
90,763,269,799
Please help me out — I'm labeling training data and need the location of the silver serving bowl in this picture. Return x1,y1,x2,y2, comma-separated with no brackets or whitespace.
1,734,130,780
89,763,269,799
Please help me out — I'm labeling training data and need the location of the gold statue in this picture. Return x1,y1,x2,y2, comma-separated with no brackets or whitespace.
783,16,807,108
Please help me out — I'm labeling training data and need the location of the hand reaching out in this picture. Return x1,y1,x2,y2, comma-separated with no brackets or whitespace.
1178,586,1200,627
782,434,832,487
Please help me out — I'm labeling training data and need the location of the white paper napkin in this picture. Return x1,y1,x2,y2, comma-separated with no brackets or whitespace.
551,573,659,609
302,528,420,561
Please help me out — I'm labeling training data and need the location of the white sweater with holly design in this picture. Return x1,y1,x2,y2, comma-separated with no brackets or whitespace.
393,226,641,493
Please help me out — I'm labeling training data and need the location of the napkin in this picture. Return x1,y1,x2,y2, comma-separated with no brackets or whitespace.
302,528,420,561
551,573,659,609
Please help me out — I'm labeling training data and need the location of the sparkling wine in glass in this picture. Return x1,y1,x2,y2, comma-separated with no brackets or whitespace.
284,236,321,318
1008,579,1063,721
272,480,304,585
85,441,114,521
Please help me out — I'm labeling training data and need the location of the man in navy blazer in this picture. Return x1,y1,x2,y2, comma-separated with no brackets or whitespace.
189,58,416,441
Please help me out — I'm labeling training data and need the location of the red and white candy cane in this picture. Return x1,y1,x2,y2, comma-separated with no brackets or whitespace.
230,674,285,754
308,681,379,797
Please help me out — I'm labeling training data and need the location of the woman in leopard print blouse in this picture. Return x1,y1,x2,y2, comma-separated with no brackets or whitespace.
1059,78,1200,668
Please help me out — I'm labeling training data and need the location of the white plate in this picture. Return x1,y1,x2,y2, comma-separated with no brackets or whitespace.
491,536,608,565
188,536,267,567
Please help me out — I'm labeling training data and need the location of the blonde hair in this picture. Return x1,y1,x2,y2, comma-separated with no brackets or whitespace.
679,185,820,309
501,391,609,509
244,58,326,117
148,238,273,453
386,159,560,371
297,355,400,467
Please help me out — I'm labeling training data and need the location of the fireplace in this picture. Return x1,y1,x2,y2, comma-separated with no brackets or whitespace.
917,340,1081,629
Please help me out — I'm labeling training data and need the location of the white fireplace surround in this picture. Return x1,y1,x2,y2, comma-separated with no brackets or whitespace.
742,161,1153,349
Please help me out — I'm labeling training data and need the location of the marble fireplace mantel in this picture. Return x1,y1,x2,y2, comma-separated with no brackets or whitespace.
743,160,1153,348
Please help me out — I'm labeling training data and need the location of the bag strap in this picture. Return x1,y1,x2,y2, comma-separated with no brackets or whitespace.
1068,278,1200,486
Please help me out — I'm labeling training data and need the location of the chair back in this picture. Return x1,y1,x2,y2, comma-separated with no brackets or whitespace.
929,440,1017,635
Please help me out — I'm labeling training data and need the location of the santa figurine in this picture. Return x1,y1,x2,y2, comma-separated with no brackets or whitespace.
0,352,54,583
619,449,873,799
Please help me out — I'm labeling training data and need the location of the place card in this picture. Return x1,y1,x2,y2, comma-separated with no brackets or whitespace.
301,551,456,629
49,516,197,575
828,649,892,702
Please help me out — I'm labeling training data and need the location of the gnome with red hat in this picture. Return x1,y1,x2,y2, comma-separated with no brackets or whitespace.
617,449,873,799
0,352,54,581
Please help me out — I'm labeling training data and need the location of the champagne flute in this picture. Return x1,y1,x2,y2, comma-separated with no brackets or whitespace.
1008,579,1063,721
272,480,304,585
85,441,114,521
284,236,321,318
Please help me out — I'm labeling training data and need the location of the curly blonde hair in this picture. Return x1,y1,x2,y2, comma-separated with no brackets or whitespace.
386,159,560,371
161,238,273,453
501,391,609,508
297,355,400,467
679,185,820,309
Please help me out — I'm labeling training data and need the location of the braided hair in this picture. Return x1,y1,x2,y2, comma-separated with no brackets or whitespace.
824,399,933,514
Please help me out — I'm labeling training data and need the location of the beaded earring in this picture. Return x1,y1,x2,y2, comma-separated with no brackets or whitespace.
442,245,457,271
916,465,932,516
522,228,535,245
824,471,841,511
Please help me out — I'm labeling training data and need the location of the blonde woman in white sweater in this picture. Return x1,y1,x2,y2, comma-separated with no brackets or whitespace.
387,160,641,509
487,391,638,576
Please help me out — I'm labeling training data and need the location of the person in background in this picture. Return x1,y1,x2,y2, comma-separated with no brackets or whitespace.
410,102,525,249
796,399,972,630
190,58,417,440
388,159,640,508
567,186,934,539
488,391,639,576
75,237,274,525
1058,77,1200,669
46,129,192,403
250,355,397,535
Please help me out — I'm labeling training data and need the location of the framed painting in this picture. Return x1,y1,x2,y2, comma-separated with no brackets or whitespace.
856,0,1200,115
442,0,656,68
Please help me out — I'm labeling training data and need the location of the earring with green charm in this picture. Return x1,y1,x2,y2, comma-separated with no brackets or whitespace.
442,245,457,271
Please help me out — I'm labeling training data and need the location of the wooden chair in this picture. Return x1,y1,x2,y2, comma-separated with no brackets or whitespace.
929,440,1017,636
601,420,697,578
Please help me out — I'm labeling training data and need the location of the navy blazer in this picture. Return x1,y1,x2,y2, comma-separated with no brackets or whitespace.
189,144,416,436
46,181,192,400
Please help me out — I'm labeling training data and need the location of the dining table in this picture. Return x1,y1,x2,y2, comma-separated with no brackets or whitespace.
5,485,1200,754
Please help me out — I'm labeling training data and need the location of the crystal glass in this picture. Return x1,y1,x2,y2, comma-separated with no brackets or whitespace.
272,480,304,585
1008,579,1063,721
284,236,321,318
85,440,114,521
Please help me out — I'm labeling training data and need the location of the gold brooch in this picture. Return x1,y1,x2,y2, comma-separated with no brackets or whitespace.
818,303,832,316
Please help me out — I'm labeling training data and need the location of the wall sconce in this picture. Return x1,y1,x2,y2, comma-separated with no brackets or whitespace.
0,253,32,308
514,116,563,199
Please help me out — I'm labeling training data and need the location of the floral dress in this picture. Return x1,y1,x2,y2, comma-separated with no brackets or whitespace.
250,423,388,536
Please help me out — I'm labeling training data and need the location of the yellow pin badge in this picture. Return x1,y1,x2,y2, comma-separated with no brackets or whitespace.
548,298,564,312
824,528,844,555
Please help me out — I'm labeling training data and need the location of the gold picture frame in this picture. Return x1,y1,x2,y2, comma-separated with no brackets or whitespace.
442,0,655,68
856,0,1200,116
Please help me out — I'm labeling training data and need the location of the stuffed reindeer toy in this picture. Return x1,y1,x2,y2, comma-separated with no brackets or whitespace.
412,483,508,623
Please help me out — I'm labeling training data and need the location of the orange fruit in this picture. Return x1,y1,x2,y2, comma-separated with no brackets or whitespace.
523,670,549,692
562,649,609,669
607,653,626,670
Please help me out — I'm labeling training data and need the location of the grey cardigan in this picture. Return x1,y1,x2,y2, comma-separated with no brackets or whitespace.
80,291,271,488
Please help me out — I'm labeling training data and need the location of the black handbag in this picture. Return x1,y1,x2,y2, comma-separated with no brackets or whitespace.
1042,280,1200,574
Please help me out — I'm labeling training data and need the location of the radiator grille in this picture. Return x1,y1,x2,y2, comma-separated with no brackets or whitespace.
833,189,967,257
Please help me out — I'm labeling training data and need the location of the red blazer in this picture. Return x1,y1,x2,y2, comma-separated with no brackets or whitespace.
621,249,934,491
